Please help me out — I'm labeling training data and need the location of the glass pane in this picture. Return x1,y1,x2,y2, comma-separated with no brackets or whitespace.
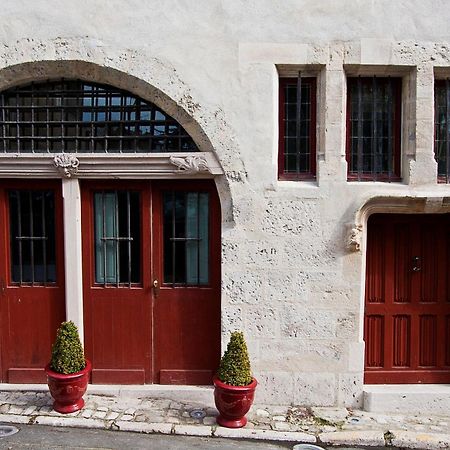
163,191,209,286
94,191,140,285
95,192,118,284
8,190,56,284
0,80,198,154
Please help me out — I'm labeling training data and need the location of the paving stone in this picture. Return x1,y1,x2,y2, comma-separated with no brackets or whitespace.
120,414,134,421
97,406,109,412
81,409,94,418
105,411,120,420
0,404,10,413
124,408,135,415
174,424,212,437
273,421,291,431
23,406,37,415
256,408,270,417
203,416,216,426
93,410,107,419
8,405,24,414
272,415,286,422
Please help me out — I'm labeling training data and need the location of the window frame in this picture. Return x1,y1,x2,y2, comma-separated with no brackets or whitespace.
346,76,402,182
278,77,317,181
434,79,450,183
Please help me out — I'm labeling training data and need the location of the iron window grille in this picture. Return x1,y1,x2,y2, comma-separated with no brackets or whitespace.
94,190,141,287
0,80,198,154
163,191,209,286
347,77,402,181
434,80,450,183
8,190,56,285
278,75,317,180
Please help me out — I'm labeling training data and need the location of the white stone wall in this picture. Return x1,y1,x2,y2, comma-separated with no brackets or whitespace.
1,0,450,407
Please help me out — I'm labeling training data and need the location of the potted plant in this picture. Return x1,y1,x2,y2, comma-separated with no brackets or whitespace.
213,331,257,428
45,321,91,414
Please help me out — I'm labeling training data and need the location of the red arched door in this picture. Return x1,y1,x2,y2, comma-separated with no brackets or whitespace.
0,180,66,383
81,180,221,384
364,213,450,383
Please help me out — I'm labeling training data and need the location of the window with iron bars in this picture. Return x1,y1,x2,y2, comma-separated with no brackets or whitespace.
278,76,316,180
347,77,402,181
434,80,450,183
0,80,198,154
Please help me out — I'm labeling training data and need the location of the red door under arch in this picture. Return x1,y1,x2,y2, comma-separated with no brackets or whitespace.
0,180,66,383
81,179,221,384
364,213,450,383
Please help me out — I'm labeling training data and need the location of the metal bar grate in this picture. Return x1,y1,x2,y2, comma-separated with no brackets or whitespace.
8,190,56,285
0,79,198,154
95,190,140,286
349,77,400,181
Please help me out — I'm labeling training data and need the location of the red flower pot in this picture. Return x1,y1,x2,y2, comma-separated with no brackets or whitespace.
213,375,257,428
45,359,91,414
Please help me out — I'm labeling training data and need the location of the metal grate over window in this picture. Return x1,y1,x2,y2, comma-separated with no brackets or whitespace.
163,191,209,286
9,190,56,285
279,76,316,180
94,190,141,286
347,77,401,181
434,80,450,183
0,80,198,153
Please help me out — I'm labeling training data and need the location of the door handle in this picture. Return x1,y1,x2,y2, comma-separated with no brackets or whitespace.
412,256,421,272
0,279,5,296
152,279,160,297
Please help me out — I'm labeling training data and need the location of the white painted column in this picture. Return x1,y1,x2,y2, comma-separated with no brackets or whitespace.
62,178,84,343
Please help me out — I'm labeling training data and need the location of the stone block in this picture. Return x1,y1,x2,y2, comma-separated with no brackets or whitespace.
337,373,364,409
222,270,263,305
254,372,295,405
245,306,279,338
293,373,336,406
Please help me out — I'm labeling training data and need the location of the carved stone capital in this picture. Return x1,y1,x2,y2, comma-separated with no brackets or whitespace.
347,224,363,252
169,155,210,174
53,153,80,177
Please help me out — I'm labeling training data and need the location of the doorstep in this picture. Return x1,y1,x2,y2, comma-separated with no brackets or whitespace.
363,384,450,415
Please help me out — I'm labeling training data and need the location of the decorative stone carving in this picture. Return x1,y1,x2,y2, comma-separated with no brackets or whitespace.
53,153,80,177
347,224,363,252
169,155,210,174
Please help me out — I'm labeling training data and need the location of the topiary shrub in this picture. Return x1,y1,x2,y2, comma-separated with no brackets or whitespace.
217,331,253,386
50,321,86,374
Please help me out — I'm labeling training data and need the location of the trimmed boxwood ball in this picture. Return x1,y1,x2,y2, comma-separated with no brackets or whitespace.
50,321,86,374
217,331,253,386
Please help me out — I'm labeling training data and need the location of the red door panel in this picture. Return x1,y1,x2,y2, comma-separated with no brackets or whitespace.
0,180,65,383
364,214,450,383
152,181,221,385
81,181,152,384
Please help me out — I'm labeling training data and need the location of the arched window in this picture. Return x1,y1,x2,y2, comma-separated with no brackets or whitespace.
0,80,198,154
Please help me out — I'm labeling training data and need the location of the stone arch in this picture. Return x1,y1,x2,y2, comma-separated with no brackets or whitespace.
349,195,450,341
0,57,236,225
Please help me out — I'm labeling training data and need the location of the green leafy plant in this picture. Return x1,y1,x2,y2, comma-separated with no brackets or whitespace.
50,321,86,374
217,331,253,386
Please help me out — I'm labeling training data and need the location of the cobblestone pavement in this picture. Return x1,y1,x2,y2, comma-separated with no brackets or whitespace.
0,390,449,449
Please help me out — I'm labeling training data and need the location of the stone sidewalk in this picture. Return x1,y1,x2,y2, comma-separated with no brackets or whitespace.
0,387,449,449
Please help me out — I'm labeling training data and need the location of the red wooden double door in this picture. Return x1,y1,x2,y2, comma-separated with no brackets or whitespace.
365,214,450,383
0,179,221,385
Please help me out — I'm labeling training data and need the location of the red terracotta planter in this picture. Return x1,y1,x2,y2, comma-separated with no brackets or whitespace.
45,359,91,414
213,376,257,428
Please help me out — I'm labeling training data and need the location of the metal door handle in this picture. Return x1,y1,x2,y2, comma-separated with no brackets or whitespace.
153,279,160,297
0,279,5,295
412,256,421,272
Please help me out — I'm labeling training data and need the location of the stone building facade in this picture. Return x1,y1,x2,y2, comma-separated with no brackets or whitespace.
0,1,449,409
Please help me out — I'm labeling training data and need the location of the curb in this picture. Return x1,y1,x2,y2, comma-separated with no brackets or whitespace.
0,414,450,449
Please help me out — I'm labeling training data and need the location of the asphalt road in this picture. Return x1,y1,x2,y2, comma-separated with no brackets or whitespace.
0,424,295,449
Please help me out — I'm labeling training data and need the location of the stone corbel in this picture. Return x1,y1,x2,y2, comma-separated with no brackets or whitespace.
53,153,80,177
169,155,211,174
346,223,363,252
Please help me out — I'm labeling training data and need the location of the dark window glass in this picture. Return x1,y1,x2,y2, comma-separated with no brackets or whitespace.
9,190,56,284
94,191,140,285
0,80,198,154
163,191,209,286
279,77,316,180
434,80,450,183
347,77,401,181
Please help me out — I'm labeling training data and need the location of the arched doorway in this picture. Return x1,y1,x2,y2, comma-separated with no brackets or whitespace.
364,213,450,383
0,78,223,384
